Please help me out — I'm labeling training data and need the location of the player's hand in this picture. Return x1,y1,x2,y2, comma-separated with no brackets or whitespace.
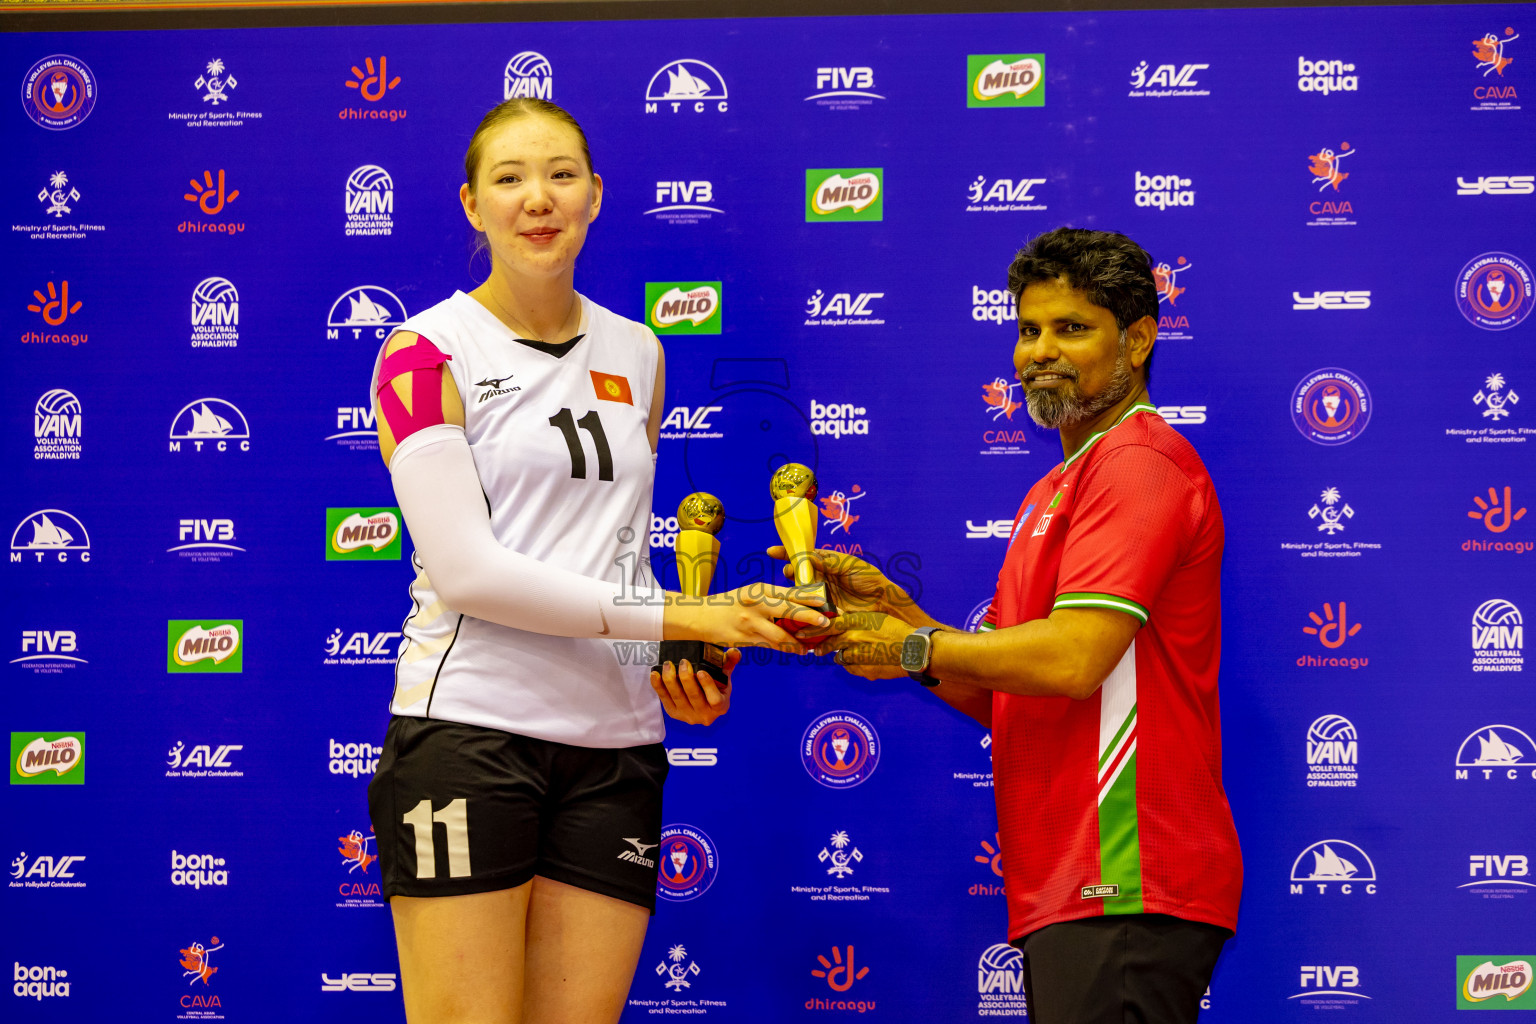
816,611,914,681
664,583,830,649
766,547,910,620
651,649,738,726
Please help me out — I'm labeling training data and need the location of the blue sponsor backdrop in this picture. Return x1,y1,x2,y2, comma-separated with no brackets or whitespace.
5,2,1535,1019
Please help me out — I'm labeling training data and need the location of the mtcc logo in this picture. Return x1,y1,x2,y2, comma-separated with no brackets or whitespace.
1290,840,1377,894
194,58,236,105
1472,599,1523,672
1458,175,1535,195
1303,602,1361,648
190,276,239,348
169,398,250,452
10,510,90,563
504,51,552,100
1293,290,1370,310
327,286,408,340
1456,725,1536,780
656,945,701,992
1308,488,1354,534
1134,171,1195,209
1306,715,1359,788
645,59,728,113
1128,60,1210,96
818,830,863,878
1297,56,1358,94
345,165,394,236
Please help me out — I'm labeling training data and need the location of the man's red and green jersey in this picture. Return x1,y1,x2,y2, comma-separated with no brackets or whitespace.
980,402,1242,941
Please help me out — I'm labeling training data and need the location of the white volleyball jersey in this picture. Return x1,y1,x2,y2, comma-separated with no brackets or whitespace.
377,290,663,747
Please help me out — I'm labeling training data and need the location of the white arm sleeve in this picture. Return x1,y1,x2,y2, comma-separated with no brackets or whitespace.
388,423,666,640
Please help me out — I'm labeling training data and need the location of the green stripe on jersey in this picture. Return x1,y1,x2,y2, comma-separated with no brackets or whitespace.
1062,402,1159,468
1098,703,1137,772
1097,748,1145,915
1055,592,1149,624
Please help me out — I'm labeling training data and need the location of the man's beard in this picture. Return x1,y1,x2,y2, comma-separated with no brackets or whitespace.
1023,330,1135,430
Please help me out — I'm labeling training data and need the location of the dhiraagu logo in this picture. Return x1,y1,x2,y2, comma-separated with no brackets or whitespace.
11,732,84,785
167,620,243,673
805,169,883,222
646,282,722,335
968,54,1046,107
1458,956,1535,1008
327,507,402,560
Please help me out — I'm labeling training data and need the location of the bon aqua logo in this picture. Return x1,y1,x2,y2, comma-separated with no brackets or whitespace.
326,507,402,561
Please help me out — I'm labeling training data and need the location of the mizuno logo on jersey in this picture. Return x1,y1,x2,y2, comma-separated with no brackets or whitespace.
617,837,658,868
476,373,522,403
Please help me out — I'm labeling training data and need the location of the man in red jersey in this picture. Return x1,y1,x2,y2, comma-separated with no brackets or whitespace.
790,228,1241,1024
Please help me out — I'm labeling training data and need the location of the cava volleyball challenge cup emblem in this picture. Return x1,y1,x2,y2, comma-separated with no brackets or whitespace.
1292,368,1371,446
801,711,880,788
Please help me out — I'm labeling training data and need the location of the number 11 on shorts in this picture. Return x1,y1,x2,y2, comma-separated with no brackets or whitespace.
402,798,472,879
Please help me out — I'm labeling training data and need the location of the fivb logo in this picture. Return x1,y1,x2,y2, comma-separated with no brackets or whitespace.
966,175,1046,213
34,389,81,461
190,276,239,348
647,181,721,223
14,630,84,670
1459,175,1535,195
807,66,883,108
327,508,402,561
167,621,242,673
968,54,1045,107
327,286,407,340
646,282,722,335
806,169,883,222
1293,290,1370,310
1290,840,1377,894
1297,56,1358,94
504,51,552,100
329,738,382,778
170,518,243,561
11,733,84,785
345,165,393,236
169,398,250,452
1294,966,1366,1002
804,290,885,325
645,59,728,114
1134,171,1195,209
329,406,379,451
1306,715,1358,788
10,510,90,563
11,851,86,886
171,850,229,889
1455,724,1536,781
1473,599,1523,672
1464,854,1532,892
811,400,870,438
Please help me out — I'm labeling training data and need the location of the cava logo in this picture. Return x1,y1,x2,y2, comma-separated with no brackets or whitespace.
658,405,723,441
806,169,883,221
22,55,96,131
981,376,1031,455
1471,28,1520,112
647,180,721,223
1306,715,1358,788
12,961,71,1000
1473,599,1523,672
327,286,408,340
503,51,552,100
804,290,885,325
819,484,866,537
168,621,243,673
1456,253,1534,331
1293,290,1370,310
329,738,382,779
966,175,1046,213
10,852,86,889
190,276,239,348
1459,175,1535,195
324,627,401,665
329,405,379,450
327,508,402,560
169,398,250,452
646,282,722,334
10,510,90,563
344,165,393,236
14,630,84,673
808,66,883,109
811,400,870,438
1459,957,1535,1008
976,943,1027,1015
1297,56,1358,94
1128,60,1210,97
337,826,383,907
342,55,406,121
1134,171,1195,210
11,733,84,784
1289,840,1377,894
1152,256,1195,337
1307,143,1357,226
1456,725,1536,781
171,518,243,562
34,389,81,460
166,740,244,778
171,849,229,889
968,54,1045,106
645,59,728,114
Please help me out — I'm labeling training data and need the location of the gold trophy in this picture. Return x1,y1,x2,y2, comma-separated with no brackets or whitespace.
653,493,728,674
770,463,839,633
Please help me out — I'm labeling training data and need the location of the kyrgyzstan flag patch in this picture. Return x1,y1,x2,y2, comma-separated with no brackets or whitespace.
591,370,634,405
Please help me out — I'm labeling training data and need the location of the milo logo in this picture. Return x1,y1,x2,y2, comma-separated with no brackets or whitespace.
806,168,883,222
167,621,243,673
646,282,723,335
327,508,402,560
968,54,1046,107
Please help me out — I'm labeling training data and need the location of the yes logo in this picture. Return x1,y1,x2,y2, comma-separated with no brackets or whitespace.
968,54,1045,106
1470,487,1527,533
806,169,883,221
327,508,402,560
1303,602,1361,648
167,621,243,672
1293,290,1370,310
646,282,722,334
811,945,869,992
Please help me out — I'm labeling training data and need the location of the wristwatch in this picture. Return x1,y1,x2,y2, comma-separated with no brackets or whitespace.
901,626,942,687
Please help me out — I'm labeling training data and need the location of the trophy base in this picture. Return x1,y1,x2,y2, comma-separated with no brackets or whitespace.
652,639,728,675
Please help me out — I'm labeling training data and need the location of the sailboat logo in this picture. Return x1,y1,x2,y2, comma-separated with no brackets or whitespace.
326,286,408,340
1456,725,1535,768
170,398,250,446
644,60,729,113
1290,840,1376,883
10,510,91,559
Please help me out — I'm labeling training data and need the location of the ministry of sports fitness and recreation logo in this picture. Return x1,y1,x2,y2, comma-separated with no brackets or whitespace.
1281,487,1383,558
1459,957,1536,1008
806,169,883,222
1456,253,1534,330
806,65,883,110
645,59,728,114
172,57,262,129
10,510,90,564
1127,60,1210,98
647,180,722,224
34,389,82,460
966,174,1046,213
1289,840,1377,895
504,51,552,100
13,629,85,675
1456,724,1536,781
11,850,87,889
968,54,1044,107
1306,714,1359,788
194,58,236,105
1292,368,1371,445
167,620,243,673
169,398,250,452
26,170,102,241
1472,599,1523,673
1306,142,1356,227
336,826,384,908
1296,55,1358,94
326,508,402,561
22,55,97,130
653,944,704,994
646,281,722,334
345,165,393,236
1471,27,1520,112
191,276,239,347
11,732,84,785
802,711,880,788
655,824,718,902
327,286,408,341
976,943,1028,1016
342,56,405,121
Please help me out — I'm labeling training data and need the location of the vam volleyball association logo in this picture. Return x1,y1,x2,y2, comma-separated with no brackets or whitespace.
22,55,96,130
1306,714,1359,787
191,276,239,347
802,711,880,788
34,389,81,460
1472,599,1523,672
345,165,393,236
1291,368,1371,445
646,281,722,334
504,51,552,100
967,54,1045,107
655,824,717,902
976,943,1027,1015
1456,252,1534,330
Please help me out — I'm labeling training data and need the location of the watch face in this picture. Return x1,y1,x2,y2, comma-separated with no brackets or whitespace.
900,632,926,672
